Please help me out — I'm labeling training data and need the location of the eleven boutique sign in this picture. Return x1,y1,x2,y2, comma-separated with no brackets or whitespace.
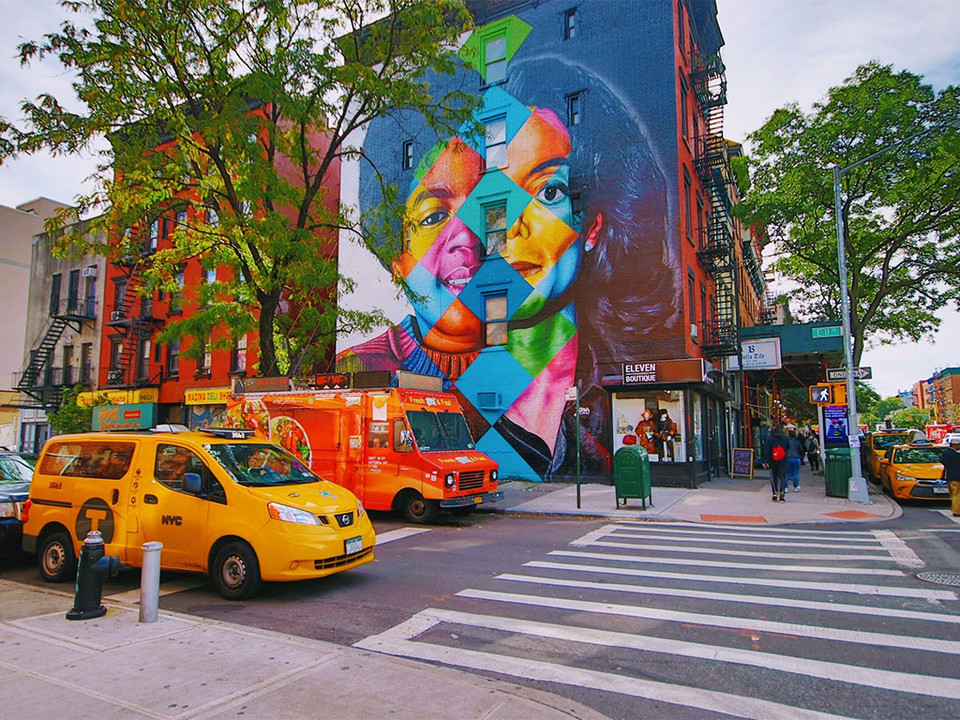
335,2,685,480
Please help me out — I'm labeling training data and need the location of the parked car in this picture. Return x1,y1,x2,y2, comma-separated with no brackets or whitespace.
942,433,960,446
877,440,948,502
0,451,36,558
861,429,926,482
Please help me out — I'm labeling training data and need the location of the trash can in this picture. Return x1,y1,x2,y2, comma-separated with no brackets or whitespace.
824,447,852,498
614,445,652,509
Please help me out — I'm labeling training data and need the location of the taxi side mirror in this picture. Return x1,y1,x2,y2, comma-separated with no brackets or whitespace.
183,472,202,495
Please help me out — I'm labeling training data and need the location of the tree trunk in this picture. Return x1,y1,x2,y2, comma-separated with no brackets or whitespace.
258,290,281,377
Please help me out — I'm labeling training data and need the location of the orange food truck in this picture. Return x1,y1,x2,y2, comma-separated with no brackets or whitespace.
226,386,501,523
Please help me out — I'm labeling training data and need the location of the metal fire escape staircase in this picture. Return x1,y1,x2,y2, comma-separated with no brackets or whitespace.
17,301,93,409
692,53,739,357
106,262,162,388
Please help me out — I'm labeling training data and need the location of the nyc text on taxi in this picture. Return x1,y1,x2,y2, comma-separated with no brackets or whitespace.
22,427,375,599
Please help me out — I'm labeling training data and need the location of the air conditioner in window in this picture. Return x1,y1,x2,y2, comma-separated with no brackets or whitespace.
690,323,699,341
81,267,98,278
110,310,125,321
107,369,123,383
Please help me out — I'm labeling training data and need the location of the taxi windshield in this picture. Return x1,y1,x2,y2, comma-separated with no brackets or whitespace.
893,447,943,464
874,433,909,450
205,443,319,486
407,410,475,452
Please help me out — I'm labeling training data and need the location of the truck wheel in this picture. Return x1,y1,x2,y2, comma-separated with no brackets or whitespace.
212,541,261,600
400,491,439,524
38,531,77,583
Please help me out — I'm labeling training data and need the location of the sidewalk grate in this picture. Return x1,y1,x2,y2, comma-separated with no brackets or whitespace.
917,571,960,587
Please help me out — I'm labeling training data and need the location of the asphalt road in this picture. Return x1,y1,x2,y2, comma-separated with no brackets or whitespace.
4,503,960,719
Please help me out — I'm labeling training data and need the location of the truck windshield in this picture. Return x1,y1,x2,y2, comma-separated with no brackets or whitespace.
205,443,319,486
407,410,475,451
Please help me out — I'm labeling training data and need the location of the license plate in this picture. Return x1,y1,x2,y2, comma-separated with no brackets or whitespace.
934,487,948,494
474,495,483,504
345,536,362,554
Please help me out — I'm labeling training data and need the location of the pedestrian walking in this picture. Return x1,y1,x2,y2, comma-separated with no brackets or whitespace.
942,437,960,517
761,424,790,502
806,432,822,474
784,424,805,492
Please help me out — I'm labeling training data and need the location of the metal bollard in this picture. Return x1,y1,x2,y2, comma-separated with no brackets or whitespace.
139,541,163,623
66,530,120,621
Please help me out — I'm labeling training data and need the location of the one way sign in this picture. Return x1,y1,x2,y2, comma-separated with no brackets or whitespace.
809,384,833,404
826,366,873,382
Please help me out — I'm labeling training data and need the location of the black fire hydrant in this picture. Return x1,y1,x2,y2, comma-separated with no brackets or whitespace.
66,530,120,621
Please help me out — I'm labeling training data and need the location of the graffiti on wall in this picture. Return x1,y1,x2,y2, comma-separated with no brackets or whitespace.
338,9,680,480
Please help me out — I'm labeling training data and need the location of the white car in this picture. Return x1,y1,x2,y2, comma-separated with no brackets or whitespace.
943,433,960,445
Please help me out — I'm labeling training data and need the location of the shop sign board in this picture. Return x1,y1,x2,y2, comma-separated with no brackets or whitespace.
184,387,232,405
77,388,159,407
621,359,711,385
727,338,782,370
93,403,156,431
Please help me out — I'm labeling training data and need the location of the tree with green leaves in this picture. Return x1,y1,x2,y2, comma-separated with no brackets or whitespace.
2,0,475,377
736,62,960,365
47,386,110,435
889,406,931,429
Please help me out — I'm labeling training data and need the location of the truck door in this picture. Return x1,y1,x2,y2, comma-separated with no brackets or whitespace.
137,443,212,571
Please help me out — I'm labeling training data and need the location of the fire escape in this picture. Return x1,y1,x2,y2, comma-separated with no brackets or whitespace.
105,260,163,388
17,295,96,410
692,52,739,357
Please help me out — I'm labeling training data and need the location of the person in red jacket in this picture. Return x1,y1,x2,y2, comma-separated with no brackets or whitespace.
761,425,790,502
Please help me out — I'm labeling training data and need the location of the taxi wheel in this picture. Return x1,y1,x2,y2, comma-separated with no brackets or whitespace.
212,541,262,600
38,531,77,583
400,491,439,524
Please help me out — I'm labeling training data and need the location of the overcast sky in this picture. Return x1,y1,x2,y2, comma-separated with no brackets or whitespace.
1,0,957,399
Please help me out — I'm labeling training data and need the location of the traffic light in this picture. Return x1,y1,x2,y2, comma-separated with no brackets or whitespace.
809,384,833,404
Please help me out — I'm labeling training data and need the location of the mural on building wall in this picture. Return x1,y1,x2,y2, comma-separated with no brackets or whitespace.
337,6,681,480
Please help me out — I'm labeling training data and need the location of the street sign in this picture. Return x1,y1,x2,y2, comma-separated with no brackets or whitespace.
812,326,842,339
809,384,833,404
564,386,579,401
826,366,873,382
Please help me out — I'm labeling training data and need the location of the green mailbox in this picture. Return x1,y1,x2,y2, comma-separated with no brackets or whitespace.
614,445,652,509
824,447,852,498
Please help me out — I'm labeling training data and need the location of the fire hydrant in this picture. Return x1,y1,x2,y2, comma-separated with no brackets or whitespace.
66,530,120,621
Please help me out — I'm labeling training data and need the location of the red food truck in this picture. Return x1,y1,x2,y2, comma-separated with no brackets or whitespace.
226,387,501,523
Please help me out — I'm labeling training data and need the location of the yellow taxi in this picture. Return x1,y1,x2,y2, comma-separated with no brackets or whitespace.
877,441,948,502
862,429,924,482
22,426,375,599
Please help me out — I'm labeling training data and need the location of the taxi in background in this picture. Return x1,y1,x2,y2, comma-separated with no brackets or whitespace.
876,439,948,502
862,428,926,482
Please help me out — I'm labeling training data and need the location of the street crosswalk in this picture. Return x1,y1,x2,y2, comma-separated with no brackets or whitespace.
356,520,960,719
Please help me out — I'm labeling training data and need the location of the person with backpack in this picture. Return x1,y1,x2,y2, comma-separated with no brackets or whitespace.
761,424,790,502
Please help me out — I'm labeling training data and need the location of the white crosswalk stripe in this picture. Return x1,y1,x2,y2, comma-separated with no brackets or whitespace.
356,520,960,717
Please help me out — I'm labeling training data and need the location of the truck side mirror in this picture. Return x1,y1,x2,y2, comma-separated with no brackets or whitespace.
183,472,202,494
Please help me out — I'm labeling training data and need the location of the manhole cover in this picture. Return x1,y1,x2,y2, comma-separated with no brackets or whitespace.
917,572,960,587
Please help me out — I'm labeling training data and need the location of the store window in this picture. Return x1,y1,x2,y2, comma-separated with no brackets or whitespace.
611,391,685,463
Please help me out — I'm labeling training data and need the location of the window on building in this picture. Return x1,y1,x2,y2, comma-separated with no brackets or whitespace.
485,35,507,83
563,7,577,40
700,283,708,340
201,266,216,306
84,273,97,317
169,266,185,314
109,338,124,371
113,279,127,319
688,269,696,329
678,0,686,51
138,339,151,381
567,92,582,126
67,269,80,314
230,334,248,374
167,338,180,376
148,218,159,251
679,73,689,142
402,139,414,171
80,343,93,385
206,206,219,226
50,273,61,315
485,294,508,346
683,168,692,241
62,345,74,386
196,333,212,376
485,117,507,169
696,193,705,244
483,202,507,255
175,208,188,228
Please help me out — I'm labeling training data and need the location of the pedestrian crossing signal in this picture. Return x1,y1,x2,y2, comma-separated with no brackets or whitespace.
809,384,833,404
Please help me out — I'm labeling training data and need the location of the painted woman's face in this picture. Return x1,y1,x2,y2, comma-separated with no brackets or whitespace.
502,108,581,301
395,138,485,345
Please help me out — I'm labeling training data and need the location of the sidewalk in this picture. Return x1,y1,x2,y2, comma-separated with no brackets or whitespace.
0,464,898,720
0,579,607,720
497,463,901,525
